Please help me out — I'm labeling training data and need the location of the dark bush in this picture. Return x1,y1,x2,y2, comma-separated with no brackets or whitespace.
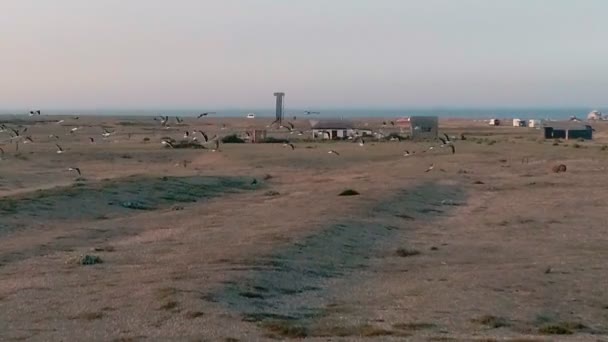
221,134,245,143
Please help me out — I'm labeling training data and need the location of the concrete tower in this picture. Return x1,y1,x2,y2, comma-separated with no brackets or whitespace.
274,92,285,123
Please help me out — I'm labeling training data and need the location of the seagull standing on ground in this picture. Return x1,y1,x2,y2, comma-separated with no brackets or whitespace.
55,144,64,154
425,164,434,172
161,140,174,148
283,142,295,150
102,129,113,137
67,167,81,176
89,137,95,143
212,140,220,152
328,150,340,156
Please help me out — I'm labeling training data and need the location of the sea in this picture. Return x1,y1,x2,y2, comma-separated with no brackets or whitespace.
0,108,604,120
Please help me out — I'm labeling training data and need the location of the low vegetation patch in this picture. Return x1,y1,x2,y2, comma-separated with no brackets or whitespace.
170,140,206,149
262,137,289,144
538,322,587,335
221,134,245,143
393,322,437,331
91,246,115,252
184,311,205,319
264,190,280,196
159,301,179,311
395,248,421,257
472,315,510,328
261,320,308,338
69,311,104,321
338,189,360,196
69,254,103,265
313,324,402,337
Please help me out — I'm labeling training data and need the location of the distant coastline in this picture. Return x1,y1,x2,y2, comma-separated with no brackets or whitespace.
0,108,604,120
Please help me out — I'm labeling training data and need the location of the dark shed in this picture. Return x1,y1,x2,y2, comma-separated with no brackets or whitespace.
410,116,438,140
542,121,593,140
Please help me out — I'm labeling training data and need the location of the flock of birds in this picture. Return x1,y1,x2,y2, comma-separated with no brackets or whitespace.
1,110,458,176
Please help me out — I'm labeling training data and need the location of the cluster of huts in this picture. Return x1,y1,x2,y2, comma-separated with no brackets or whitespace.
488,110,600,140
310,116,438,140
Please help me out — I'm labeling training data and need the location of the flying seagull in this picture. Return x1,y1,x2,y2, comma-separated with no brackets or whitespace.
251,178,258,185
24,136,33,143
358,138,365,146
67,167,81,176
403,150,411,157
176,116,183,124
56,120,65,124
328,150,340,156
198,130,209,142
425,164,434,172
197,112,216,118
55,144,64,154
268,118,280,127
70,127,79,133
283,142,295,150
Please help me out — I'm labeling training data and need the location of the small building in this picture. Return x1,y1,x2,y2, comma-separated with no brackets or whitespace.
587,110,603,120
354,128,373,137
543,121,593,140
489,118,500,126
247,129,267,143
528,119,540,128
513,118,527,127
310,119,355,140
409,116,438,140
395,117,411,128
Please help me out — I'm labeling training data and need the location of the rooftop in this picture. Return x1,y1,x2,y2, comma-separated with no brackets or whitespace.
542,121,592,130
309,119,354,129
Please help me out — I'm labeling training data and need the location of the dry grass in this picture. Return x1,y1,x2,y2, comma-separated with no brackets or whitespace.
261,320,308,338
69,312,104,321
392,322,437,331
312,324,406,337
395,248,421,257
159,301,179,311
184,311,205,319
472,315,510,328
538,321,587,335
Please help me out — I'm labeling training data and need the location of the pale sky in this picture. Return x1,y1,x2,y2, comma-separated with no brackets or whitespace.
1,0,607,110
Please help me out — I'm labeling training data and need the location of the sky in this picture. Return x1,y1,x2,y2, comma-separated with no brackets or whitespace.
1,0,607,110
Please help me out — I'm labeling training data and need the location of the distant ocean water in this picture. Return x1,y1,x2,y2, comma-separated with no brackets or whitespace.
0,108,604,120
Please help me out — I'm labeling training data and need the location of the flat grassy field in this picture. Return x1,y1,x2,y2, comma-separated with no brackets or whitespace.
1,115,607,341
